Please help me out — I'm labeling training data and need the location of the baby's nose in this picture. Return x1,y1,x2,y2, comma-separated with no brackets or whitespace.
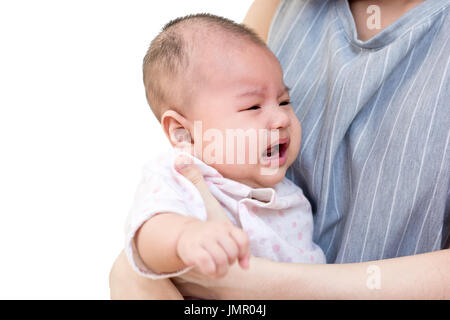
269,107,291,130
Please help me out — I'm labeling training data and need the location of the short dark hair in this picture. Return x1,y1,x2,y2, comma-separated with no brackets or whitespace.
142,13,266,121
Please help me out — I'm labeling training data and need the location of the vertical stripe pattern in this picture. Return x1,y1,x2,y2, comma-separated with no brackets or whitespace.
268,0,450,263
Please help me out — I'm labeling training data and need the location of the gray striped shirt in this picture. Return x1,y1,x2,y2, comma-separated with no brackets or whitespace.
267,0,450,263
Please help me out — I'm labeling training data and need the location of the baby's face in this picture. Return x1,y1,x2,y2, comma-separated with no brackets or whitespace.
186,43,301,188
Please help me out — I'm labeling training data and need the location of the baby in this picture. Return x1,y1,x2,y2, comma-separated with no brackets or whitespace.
125,13,325,297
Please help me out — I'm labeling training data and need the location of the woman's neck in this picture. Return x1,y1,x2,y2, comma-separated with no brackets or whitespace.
348,0,425,41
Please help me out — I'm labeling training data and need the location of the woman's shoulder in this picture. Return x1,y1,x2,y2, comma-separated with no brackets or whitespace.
267,0,336,54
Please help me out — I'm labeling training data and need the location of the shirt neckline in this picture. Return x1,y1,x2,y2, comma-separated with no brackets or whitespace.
335,0,450,50
172,147,277,202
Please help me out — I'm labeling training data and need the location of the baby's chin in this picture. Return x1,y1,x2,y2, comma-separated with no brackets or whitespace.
249,167,287,188
216,163,288,189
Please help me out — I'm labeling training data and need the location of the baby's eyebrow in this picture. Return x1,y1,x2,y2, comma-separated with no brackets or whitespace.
278,85,290,97
235,86,265,98
236,85,290,98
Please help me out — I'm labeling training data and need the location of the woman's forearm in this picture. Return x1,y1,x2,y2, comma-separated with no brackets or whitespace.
188,249,450,299
255,249,450,299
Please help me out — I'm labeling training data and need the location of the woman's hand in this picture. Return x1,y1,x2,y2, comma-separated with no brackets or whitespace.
174,154,231,222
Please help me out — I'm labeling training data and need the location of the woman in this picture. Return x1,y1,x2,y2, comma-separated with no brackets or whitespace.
110,0,450,299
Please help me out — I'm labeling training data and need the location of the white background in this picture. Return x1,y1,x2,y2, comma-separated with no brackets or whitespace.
0,0,253,299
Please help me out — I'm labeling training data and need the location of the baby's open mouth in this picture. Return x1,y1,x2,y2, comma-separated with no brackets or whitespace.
261,137,290,166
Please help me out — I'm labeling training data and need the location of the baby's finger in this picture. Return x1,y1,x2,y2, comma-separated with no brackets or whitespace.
202,241,229,278
230,228,251,269
194,247,216,276
239,252,251,269
217,233,239,264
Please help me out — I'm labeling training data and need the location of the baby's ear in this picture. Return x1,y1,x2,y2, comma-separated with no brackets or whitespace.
160,110,193,152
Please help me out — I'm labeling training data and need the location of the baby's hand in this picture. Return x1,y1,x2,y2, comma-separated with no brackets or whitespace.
176,220,250,278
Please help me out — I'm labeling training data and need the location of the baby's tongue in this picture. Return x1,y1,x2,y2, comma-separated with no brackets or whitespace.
264,144,279,158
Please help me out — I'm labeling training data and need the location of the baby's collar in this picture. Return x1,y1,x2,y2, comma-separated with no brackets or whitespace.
171,147,281,204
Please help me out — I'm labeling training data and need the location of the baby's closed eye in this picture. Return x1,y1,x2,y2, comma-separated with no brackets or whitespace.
245,105,261,111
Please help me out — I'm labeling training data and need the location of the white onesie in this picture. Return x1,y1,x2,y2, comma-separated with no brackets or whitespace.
125,148,326,279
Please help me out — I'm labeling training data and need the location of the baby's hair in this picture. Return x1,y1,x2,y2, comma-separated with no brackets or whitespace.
143,13,266,121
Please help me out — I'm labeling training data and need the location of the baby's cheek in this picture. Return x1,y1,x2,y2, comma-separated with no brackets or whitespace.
290,119,302,157
290,110,302,139
213,162,256,182
227,134,262,165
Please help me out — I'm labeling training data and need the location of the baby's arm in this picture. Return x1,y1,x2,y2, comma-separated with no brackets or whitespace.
135,212,250,278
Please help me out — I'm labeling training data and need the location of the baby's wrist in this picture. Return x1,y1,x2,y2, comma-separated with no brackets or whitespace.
174,218,201,261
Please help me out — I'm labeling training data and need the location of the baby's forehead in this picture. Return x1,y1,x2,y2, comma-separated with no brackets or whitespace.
188,34,271,73
176,24,281,96
186,49,262,97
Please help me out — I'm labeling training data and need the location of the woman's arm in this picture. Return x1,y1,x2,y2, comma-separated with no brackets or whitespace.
110,159,450,299
169,163,450,299
243,0,281,42
173,249,450,299
109,250,184,300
